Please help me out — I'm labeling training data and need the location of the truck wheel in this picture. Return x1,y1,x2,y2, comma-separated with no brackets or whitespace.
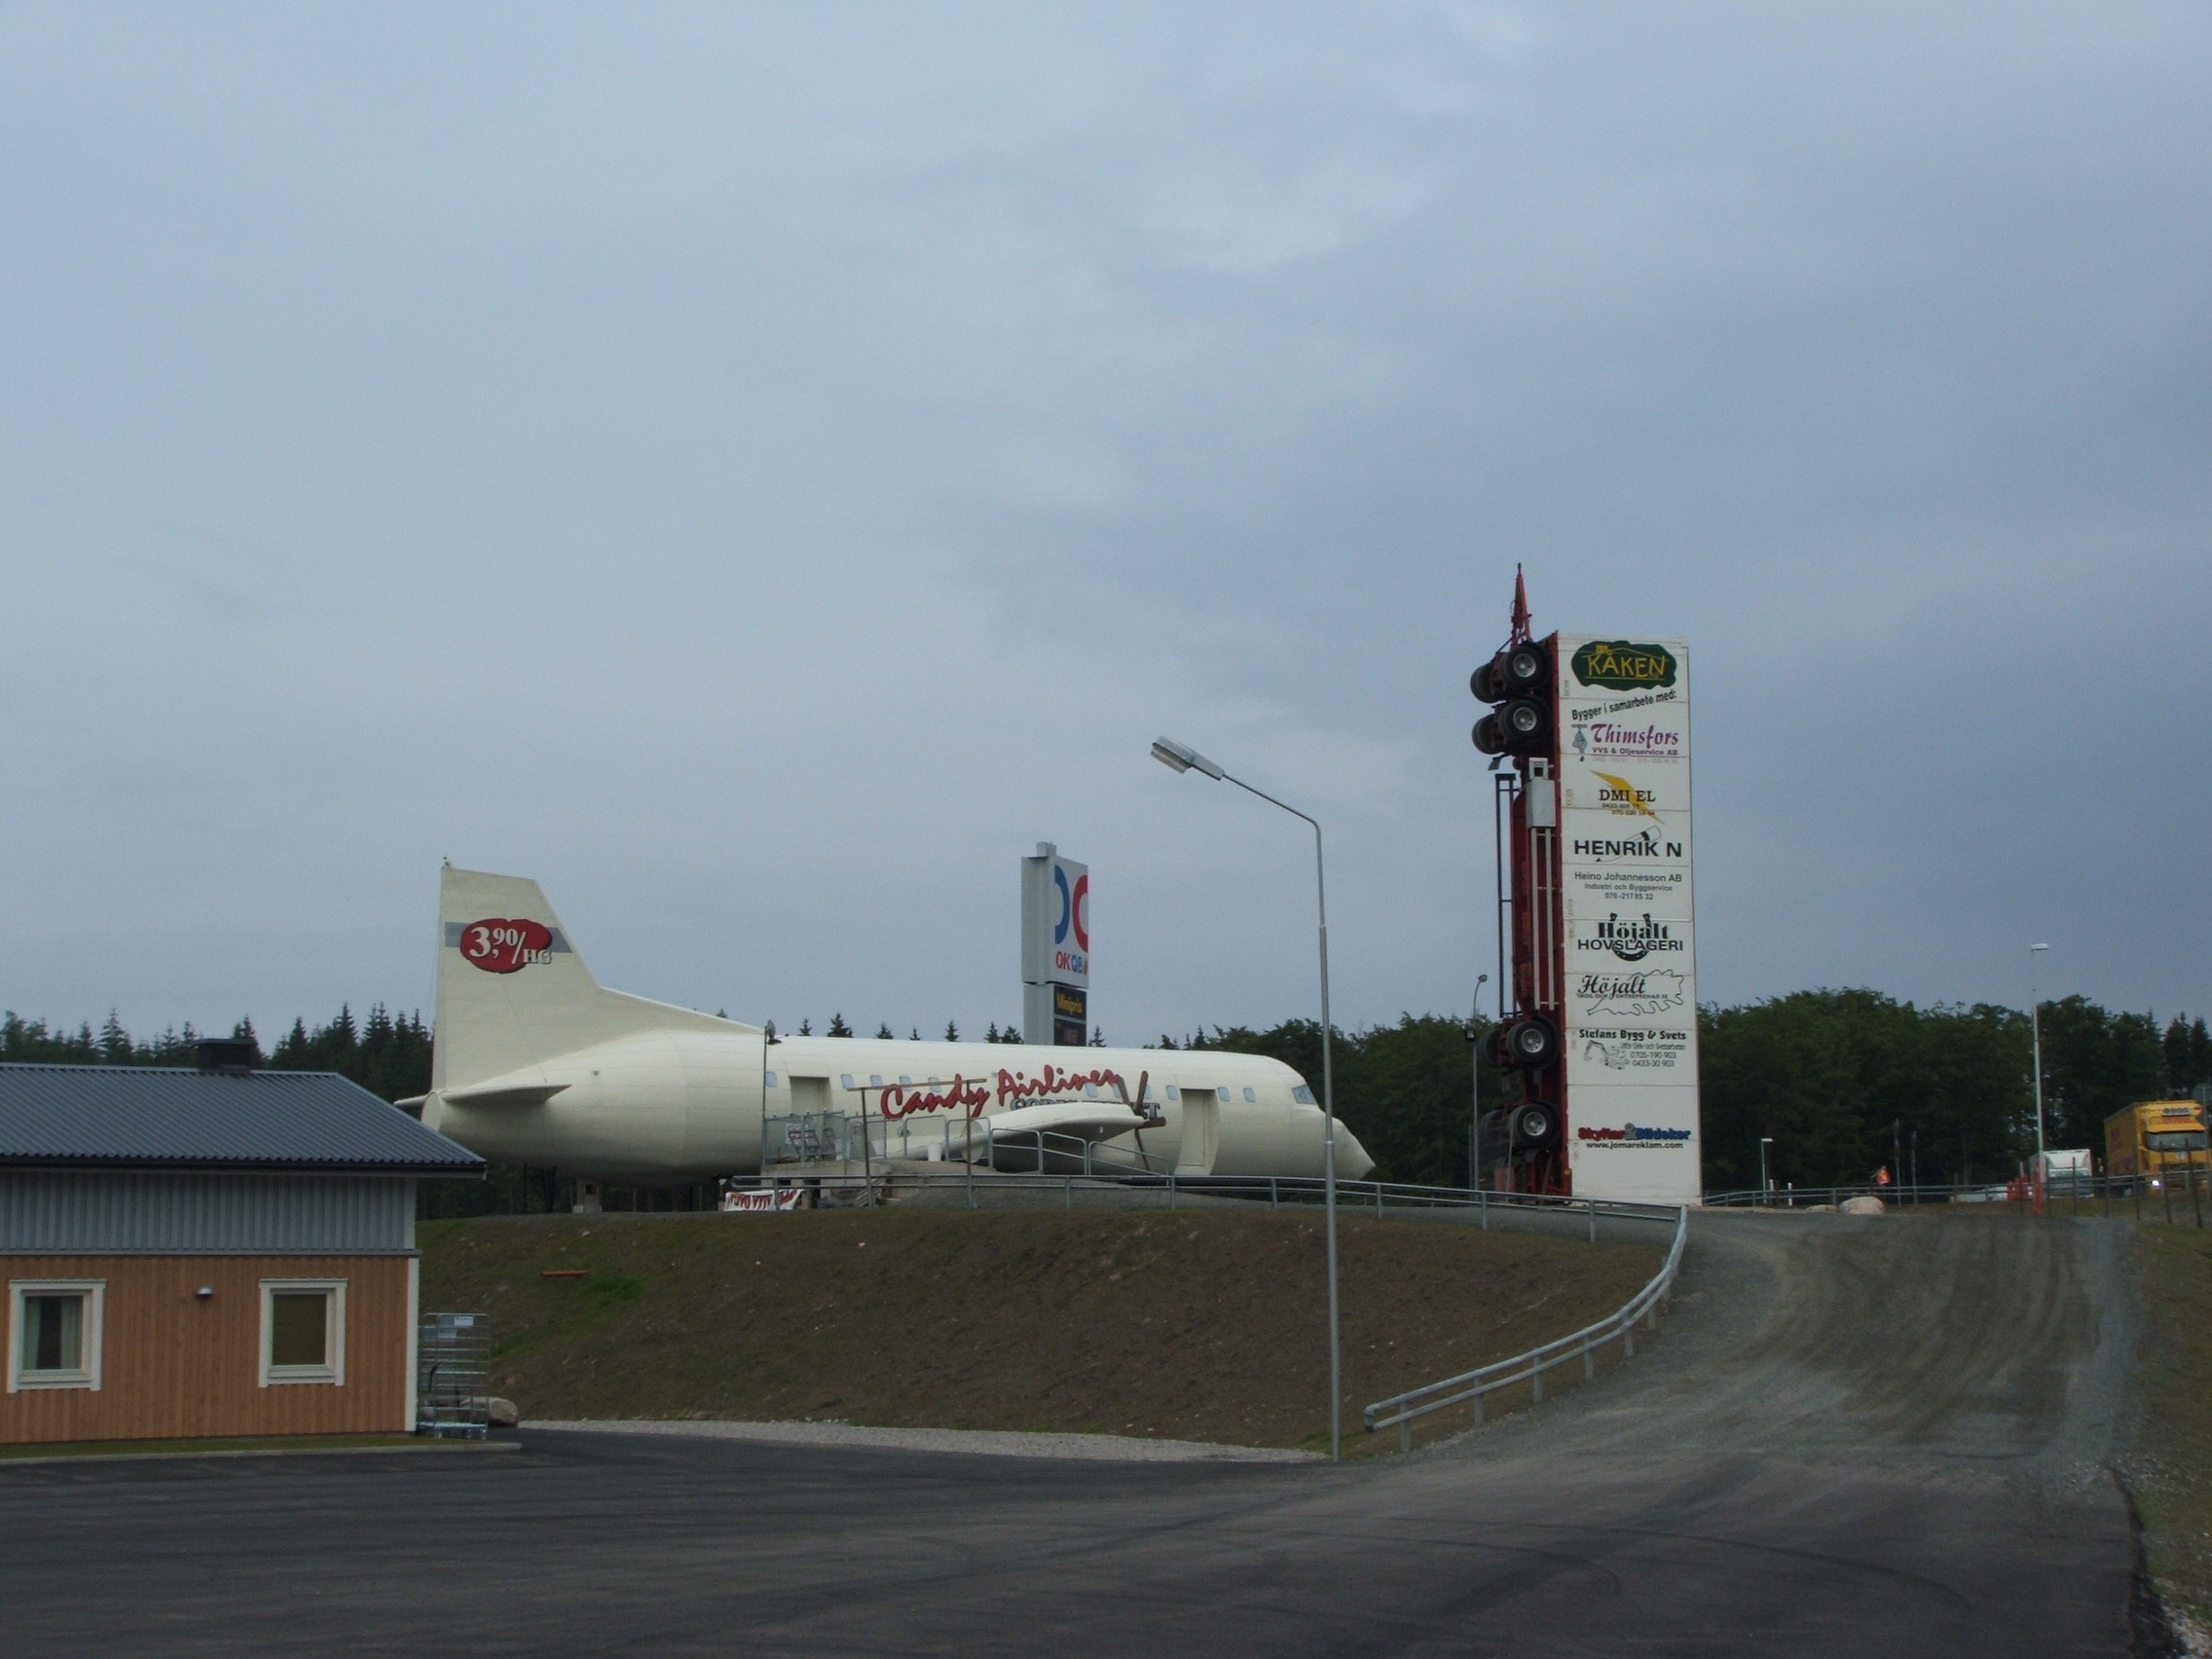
1508,1102,1560,1150
1482,1026,1511,1070
1501,644,1549,695
1505,1014,1559,1068
1502,698,1550,749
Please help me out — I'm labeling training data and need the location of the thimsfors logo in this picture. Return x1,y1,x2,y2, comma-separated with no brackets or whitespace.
458,918,556,974
1571,640,1677,691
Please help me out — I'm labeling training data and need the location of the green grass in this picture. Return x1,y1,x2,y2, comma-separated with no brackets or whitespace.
2128,1219,2212,1632
419,1208,1664,1452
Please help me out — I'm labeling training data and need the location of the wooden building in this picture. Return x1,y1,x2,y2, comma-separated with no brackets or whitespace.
0,1042,484,1445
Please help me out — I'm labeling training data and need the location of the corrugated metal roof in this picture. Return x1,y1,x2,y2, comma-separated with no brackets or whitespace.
0,1065,485,1175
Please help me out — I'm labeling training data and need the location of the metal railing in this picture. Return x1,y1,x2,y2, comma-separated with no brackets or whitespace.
1703,1181,1974,1207
729,1165,1695,1228
417,1310,492,1439
1361,1202,1689,1449
765,1120,1174,1180
1704,1168,2207,1215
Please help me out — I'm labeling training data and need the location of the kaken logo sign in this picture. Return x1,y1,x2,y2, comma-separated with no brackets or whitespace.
1571,640,1677,691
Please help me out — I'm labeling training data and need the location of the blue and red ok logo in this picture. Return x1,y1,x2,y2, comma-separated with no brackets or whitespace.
1053,865,1089,952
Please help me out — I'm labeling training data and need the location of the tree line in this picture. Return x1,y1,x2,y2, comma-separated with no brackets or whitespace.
1,1005,432,1100
6,992,2207,1193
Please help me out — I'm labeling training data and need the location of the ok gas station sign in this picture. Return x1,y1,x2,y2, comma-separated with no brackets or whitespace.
1021,843,1089,1046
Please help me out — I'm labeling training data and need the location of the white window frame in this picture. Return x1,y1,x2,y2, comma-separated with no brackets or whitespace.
8,1278,104,1393
259,1278,347,1387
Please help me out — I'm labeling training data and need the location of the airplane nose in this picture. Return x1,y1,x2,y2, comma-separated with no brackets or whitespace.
1332,1123,1376,1182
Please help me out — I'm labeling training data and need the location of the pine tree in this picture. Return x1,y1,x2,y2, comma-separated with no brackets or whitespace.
99,1010,130,1063
828,1013,853,1038
945,1020,961,1043
1091,1025,1106,1047
910,1028,920,1041
1002,1026,1022,1045
875,1022,896,1040
2165,1014,2211,1096
798,1018,812,1036
983,1022,997,1044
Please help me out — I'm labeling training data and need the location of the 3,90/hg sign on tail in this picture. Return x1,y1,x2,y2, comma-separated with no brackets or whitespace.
457,918,557,974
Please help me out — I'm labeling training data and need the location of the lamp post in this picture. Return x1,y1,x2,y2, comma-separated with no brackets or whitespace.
1466,974,1490,1191
1153,735,1342,1461
1759,1136,1774,1206
2030,943,2050,1194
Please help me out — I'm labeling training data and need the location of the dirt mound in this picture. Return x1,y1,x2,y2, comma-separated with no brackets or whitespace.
418,1207,1660,1451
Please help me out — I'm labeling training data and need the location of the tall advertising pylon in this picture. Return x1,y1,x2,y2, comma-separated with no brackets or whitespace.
1472,573,1701,1204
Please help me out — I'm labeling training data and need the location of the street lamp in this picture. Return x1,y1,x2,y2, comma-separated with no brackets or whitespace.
1153,734,1342,1461
1466,974,1490,1191
1759,1137,1774,1205
2030,943,2050,1190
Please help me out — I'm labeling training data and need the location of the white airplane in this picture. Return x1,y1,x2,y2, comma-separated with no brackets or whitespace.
412,866,1375,1189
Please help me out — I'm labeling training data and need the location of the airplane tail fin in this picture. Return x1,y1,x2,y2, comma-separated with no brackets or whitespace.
433,866,750,1092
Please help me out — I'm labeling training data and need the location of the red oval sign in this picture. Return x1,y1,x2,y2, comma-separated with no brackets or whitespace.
459,917,554,974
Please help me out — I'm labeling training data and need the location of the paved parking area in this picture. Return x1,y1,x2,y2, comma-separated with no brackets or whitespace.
0,1212,2142,1657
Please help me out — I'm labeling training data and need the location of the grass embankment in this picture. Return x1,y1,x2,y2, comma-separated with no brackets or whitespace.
2131,1220,2212,1637
420,1208,1661,1454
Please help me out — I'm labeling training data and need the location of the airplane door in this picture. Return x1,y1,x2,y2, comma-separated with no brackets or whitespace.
769,1075,845,1166
1176,1084,1220,1175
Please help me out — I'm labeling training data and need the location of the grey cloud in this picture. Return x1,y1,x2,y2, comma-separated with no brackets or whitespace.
1,3,2205,1045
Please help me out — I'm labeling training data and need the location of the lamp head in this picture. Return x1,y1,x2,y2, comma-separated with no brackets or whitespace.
1151,736,1224,780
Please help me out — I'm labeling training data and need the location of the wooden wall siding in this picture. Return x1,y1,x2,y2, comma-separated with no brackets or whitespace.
1,1255,411,1444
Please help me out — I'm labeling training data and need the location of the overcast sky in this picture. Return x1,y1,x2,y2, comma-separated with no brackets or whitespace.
4,4,2208,1047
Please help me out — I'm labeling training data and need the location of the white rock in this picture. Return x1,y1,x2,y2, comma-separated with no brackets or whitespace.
487,1396,520,1427
1839,1196,1887,1216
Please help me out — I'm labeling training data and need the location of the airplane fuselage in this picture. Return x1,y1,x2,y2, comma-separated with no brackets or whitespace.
425,1029,1356,1184
422,866,1374,1186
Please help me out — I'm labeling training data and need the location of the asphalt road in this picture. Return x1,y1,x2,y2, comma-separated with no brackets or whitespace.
0,1209,2147,1656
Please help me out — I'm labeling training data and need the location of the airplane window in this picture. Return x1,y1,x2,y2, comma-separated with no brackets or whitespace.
900,1075,911,1087
1293,1086,1316,1104
1243,1088,1257,1102
765,1072,780,1088
840,1074,855,1090
929,1076,940,1086
1217,1087,1231,1102
1165,1085,1180,1100
870,1074,884,1088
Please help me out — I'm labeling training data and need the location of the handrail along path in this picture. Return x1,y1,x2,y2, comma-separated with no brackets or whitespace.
1361,1199,1688,1450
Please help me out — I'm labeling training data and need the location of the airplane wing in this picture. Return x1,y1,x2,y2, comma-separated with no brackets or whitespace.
979,1101,1154,1144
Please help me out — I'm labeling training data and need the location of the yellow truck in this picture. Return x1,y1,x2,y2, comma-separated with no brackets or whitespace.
2104,1099,2209,1189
